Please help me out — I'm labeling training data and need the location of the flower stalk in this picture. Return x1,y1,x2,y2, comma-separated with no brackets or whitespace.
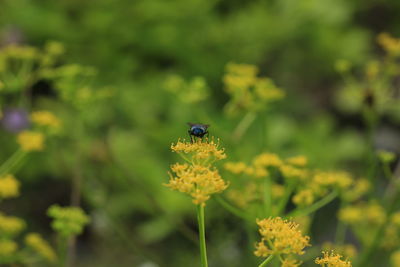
197,205,208,267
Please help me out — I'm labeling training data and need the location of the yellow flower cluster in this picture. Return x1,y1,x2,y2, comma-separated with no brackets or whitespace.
171,138,226,163
223,62,285,115
377,33,400,56
25,233,57,262
31,110,61,130
167,163,228,205
292,189,314,206
166,138,228,206
17,131,45,152
315,251,352,267
0,212,26,236
313,171,353,190
338,202,386,225
381,211,400,249
254,217,310,257
0,174,20,199
0,239,18,256
225,153,309,180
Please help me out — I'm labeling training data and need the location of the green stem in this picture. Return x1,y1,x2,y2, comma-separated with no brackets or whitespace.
274,180,296,216
232,112,257,142
286,191,338,217
263,178,272,217
197,205,208,267
0,149,27,176
258,254,274,267
215,195,251,221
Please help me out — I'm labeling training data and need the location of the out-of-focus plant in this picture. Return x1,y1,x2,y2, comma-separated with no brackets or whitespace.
47,204,90,266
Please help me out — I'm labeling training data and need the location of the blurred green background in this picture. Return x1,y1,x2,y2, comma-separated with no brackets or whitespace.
1,0,400,266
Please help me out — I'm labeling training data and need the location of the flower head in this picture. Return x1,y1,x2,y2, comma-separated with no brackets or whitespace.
171,138,226,163
17,131,44,151
25,233,57,262
254,217,310,257
0,212,26,236
0,174,20,199
315,251,352,267
166,138,228,206
0,239,17,256
31,110,61,130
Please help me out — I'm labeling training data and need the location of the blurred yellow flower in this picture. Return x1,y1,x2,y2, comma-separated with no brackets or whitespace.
377,33,400,56
315,251,352,267
286,156,308,167
0,212,26,236
25,233,57,262
313,171,353,189
338,202,385,225
31,110,61,129
254,217,310,257
17,131,44,151
342,178,370,202
0,174,20,199
253,152,283,168
0,239,17,255
224,161,248,174
292,189,314,206
280,165,308,180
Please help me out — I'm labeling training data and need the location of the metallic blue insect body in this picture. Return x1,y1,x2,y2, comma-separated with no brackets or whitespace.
188,123,209,141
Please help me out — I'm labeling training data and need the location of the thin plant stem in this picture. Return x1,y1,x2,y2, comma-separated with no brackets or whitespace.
274,180,296,216
0,149,27,176
215,195,251,221
286,191,338,218
258,254,274,267
263,178,272,217
197,205,208,267
232,112,257,142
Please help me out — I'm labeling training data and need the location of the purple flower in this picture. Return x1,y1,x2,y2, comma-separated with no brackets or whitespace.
1,108,30,133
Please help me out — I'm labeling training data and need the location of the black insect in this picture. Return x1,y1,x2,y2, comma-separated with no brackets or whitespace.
188,123,209,142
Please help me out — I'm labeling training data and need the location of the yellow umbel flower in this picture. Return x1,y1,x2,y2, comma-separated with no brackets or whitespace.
0,212,26,236
0,239,17,255
313,171,353,189
166,163,228,206
254,217,310,257
292,189,314,206
377,33,400,56
315,251,352,267
31,111,61,129
25,233,57,262
286,156,308,167
171,138,226,163
17,131,44,151
0,174,20,199
253,153,283,168
224,161,248,174
166,138,228,206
